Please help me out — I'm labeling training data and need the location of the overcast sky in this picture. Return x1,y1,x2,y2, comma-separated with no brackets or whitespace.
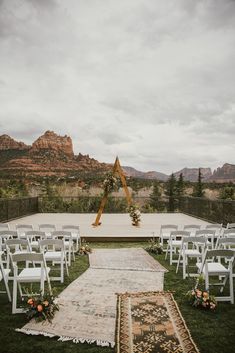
0,0,235,174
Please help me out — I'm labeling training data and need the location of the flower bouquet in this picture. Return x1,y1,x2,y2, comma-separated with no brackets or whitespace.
25,291,59,323
128,204,141,226
79,240,92,255
186,278,217,311
145,238,163,255
103,173,119,194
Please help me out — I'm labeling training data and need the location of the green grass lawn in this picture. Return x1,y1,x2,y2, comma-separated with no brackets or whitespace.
1,241,235,353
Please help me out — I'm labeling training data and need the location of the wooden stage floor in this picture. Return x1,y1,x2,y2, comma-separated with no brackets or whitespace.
9,213,211,241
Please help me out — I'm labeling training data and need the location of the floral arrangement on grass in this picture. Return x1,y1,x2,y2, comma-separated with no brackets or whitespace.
186,277,217,310
79,240,92,255
25,291,59,323
145,238,163,255
103,173,119,194
128,204,141,226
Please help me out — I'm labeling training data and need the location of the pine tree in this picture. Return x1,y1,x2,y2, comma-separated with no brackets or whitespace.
166,173,177,211
193,168,204,197
149,181,161,210
176,173,185,196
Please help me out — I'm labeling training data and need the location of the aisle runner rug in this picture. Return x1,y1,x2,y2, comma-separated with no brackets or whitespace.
89,248,167,272
116,291,200,353
17,249,166,347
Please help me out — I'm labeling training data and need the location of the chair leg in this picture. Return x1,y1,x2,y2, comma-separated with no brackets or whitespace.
12,278,17,314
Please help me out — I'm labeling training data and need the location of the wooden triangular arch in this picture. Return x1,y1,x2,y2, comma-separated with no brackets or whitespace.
92,157,132,226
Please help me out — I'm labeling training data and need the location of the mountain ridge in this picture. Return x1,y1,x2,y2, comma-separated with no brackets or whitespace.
0,131,234,182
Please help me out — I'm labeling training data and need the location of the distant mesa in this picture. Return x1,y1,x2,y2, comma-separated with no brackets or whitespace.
0,131,109,177
0,131,234,182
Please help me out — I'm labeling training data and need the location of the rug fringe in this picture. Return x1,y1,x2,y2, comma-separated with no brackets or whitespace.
15,328,115,348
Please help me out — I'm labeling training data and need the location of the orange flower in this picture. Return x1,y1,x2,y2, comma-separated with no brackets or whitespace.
27,298,34,306
37,304,43,312
43,300,49,307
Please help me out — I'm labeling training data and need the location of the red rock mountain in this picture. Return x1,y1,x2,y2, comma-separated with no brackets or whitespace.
173,167,212,182
0,131,109,177
209,164,235,183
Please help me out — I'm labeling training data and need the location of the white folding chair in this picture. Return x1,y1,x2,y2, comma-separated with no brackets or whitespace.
205,224,223,238
51,230,73,265
15,224,34,239
195,229,216,249
11,252,51,314
40,239,68,283
62,225,81,252
159,224,178,249
0,251,11,302
196,249,234,304
38,224,56,238
176,236,207,279
5,238,32,274
25,230,46,251
165,230,190,265
0,231,18,252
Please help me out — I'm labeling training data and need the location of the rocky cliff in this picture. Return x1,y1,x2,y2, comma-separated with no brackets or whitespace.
0,134,30,151
209,163,235,182
173,167,212,182
0,131,109,177
30,131,74,158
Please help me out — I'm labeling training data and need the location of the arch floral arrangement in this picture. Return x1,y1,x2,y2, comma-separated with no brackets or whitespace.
128,204,141,226
102,172,119,194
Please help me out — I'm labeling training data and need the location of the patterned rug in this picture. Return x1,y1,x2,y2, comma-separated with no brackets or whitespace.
116,292,200,353
89,248,167,272
17,249,167,347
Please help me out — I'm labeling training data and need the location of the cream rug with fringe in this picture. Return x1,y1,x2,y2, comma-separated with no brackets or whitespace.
16,248,167,347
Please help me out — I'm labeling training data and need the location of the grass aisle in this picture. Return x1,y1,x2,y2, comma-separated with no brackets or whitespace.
0,241,235,353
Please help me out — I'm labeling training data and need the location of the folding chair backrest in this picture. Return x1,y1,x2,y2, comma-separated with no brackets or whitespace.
183,224,201,230
62,225,80,232
161,225,178,230
205,249,234,259
170,230,190,237
0,223,9,230
15,224,33,231
5,238,30,253
51,231,72,239
222,229,235,239
182,236,207,244
0,230,18,238
227,223,235,230
205,224,222,230
195,229,215,237
217,237,235,247
25,230,46,240
12,252,44,264
39,238,64,250
39,224,56,231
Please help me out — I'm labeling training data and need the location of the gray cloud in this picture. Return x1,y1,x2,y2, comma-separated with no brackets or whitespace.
0,0,234,173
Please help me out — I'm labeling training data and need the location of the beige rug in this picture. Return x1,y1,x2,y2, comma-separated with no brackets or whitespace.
17,249,167,347
89,248,167,272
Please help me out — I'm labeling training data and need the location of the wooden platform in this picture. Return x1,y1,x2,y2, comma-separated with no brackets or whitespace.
9,213,211,242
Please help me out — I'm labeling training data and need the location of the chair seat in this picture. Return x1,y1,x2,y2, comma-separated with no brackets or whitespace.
71,233,80,241
184,249,201,256
44,251,63,260
0,268,11,281
17,267,50,281
30,241,39,247
196,262,230,274
170,240,182,246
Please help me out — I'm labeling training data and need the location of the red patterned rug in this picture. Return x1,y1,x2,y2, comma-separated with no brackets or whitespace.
116,292,200,353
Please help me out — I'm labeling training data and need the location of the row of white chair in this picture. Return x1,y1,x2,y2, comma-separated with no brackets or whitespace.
163,232,235,304
0,235,74,313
